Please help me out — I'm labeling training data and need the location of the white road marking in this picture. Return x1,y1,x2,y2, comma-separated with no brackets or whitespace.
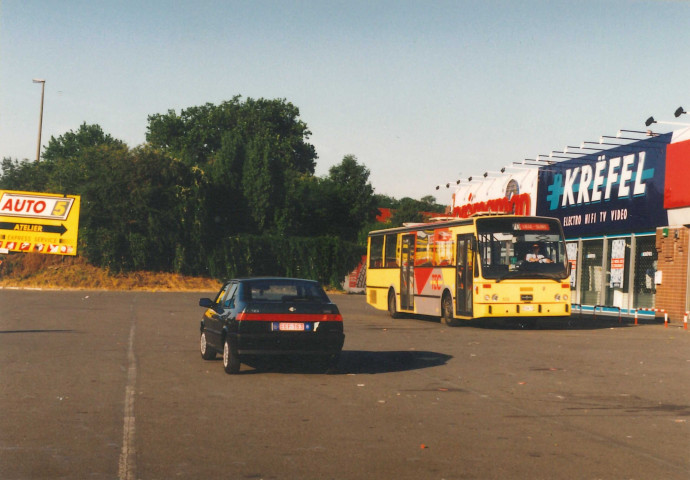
118,319,137,480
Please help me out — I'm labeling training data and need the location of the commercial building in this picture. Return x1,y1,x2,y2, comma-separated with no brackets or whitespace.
450,125,690,321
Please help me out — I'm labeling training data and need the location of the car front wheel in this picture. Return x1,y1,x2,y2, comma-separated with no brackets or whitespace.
223,338,241,374
200,331,216,360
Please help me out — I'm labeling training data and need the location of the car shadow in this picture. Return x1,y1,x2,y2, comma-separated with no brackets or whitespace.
338,350,452,374
237,350,452,375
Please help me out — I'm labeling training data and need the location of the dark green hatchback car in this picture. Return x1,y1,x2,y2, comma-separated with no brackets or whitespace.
199,277,345,374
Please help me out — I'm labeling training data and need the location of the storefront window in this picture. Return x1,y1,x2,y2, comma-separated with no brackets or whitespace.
566,242,578,293
605,237,630,308
580,240,603,306
633,236,657,309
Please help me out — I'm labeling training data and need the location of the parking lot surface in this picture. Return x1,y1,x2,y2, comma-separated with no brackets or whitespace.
1,289,689,479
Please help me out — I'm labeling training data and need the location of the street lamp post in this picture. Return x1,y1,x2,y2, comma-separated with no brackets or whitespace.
32,78,45,162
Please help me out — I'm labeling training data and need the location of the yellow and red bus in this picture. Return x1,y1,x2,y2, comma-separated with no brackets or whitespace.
366,215,571,325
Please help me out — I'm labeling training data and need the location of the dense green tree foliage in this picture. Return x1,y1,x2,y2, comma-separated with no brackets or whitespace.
146,98,319,238
2,97,419,285
386,196,446,227
1,126,205,273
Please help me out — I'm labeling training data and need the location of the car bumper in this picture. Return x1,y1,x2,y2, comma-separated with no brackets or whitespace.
232,332,345,356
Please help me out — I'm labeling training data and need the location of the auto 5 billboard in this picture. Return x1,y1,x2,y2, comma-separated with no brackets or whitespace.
0,190,81,255
536,133,672,237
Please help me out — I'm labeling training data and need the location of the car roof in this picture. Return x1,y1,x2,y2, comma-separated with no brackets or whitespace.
224,277,321,284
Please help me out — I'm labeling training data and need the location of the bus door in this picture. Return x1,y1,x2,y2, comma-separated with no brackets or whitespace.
400,234,415,310
456,234,474,316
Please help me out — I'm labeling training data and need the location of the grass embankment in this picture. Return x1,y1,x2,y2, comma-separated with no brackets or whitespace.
0,253,220,292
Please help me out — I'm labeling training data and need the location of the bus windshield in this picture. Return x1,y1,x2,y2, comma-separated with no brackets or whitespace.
476,217,568,281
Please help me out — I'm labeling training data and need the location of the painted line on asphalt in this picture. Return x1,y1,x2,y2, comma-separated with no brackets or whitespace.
118,310,137,480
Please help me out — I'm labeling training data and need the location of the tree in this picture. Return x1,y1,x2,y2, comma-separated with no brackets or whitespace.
321,155,377,241
42,123,125,163
0,157,49,191
145,97,319,237
388,195,447,227
146,97,317,173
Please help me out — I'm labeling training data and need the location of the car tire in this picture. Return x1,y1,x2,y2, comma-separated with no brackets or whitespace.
441,292,460,327
388,290,400,319
223,338,240,374
200,331,216,360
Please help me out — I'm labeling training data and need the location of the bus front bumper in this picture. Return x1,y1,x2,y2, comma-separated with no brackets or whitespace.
477,303,571,317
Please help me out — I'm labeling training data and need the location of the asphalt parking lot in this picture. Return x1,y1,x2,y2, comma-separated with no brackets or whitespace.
1,289,689,479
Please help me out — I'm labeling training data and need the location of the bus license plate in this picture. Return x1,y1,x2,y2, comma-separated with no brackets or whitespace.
273,322,305,331
522,305,534,312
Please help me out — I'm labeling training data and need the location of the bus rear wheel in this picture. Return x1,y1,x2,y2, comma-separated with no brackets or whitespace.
388,290,400,319
441,292,460,326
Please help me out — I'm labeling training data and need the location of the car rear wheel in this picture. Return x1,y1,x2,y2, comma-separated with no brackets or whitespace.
223,338,241,374
200,331,216,360
441,292,460,326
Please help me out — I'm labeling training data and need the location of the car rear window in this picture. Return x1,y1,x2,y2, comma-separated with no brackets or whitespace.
243,280,329,302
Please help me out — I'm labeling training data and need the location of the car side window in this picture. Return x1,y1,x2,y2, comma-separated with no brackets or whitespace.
214,284,230,304
222,283,238,308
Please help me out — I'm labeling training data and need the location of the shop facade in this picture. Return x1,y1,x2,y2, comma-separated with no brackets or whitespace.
451,127,690,320
536,132,673,316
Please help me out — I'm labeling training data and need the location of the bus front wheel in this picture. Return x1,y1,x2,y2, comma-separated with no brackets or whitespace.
388,290,400,319
441,292,460,326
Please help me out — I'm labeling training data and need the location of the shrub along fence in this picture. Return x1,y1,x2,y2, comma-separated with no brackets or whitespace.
206,234,365,288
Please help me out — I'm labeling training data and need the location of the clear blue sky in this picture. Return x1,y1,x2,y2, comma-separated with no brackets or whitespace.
2,0,689,203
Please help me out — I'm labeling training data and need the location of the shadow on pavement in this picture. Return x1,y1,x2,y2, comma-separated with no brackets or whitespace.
393,312,667,331
0,329,76,334
237,350,452,375
339,350,452,374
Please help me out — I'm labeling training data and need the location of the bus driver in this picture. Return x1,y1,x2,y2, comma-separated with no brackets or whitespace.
526,243,552,263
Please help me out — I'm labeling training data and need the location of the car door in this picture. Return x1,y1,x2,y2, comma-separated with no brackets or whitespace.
203,282,237,349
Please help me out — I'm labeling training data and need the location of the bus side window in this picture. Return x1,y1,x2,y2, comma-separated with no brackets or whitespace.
384,234,399,267
369,236,384,269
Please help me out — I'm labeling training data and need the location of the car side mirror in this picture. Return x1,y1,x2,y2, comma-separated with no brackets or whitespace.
199,298,214,308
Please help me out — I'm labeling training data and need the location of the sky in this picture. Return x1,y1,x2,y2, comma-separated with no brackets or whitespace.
2,0,690,205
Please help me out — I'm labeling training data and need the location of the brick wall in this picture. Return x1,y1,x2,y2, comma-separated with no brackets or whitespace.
655,227,689,321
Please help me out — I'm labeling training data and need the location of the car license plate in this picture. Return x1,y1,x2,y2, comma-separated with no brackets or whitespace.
273,322,305,331
522,305,534,312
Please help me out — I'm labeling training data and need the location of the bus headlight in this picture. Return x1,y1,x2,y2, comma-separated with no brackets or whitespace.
491,294,499,302
554,294,561,301
484,294,490,301
563,294,569,301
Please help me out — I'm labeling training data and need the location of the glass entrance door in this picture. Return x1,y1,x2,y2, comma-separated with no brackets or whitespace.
580,240,603,305
633,236,657,309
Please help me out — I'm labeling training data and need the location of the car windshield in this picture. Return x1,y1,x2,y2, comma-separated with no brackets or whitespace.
476,217,569,281
242,279,329,302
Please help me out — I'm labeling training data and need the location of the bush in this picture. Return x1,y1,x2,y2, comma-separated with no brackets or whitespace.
209,234,364,288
